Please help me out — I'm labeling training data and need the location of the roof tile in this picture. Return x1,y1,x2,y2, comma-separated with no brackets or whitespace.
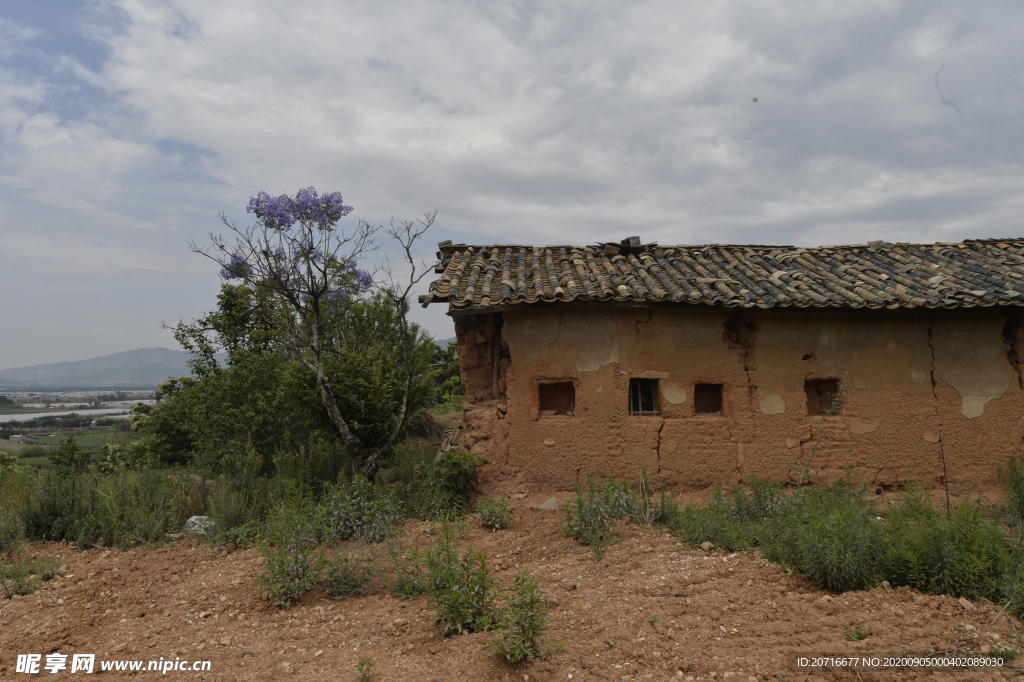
421,239,1024,312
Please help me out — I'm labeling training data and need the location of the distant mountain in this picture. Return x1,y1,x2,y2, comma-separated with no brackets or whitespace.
0,348,199,388
435,336,456,347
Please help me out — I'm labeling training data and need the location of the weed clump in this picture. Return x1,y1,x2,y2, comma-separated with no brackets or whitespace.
259,502,323,608
477,496,513,531
325,551,375,599
411,450,488,520
317,476,403,545
383,540,429,598
563,476,638,560
490,569,550,664
426,522,497,636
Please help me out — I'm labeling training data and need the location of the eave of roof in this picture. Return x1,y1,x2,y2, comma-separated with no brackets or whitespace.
420,238,1024,313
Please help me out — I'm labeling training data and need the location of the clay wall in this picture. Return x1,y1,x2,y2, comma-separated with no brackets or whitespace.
452,307,1024,494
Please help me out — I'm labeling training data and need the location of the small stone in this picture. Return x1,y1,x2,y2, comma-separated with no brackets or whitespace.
220,637,231,645
959,597,975,610
700,542,713,552
880,581,892,591
539,497,559,510
393,618,409,627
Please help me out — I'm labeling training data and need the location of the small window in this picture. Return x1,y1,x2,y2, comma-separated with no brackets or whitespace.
694,383,723,415
629,378,660,415
805,378,840,416
539,382,575,416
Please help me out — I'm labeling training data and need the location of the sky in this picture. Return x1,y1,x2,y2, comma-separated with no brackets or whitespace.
1,0,1022,368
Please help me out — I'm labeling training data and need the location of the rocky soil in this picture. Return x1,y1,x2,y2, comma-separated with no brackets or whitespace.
2,505,1022,682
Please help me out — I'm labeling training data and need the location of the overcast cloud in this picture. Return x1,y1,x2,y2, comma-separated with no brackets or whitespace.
1,0,1022,367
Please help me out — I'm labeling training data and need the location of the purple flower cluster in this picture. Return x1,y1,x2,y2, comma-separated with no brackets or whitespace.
344,258,374,292
246,187,353,231
219,253,249,281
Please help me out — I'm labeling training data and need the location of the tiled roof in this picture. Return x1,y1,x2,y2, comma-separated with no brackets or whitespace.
420,238,1024,311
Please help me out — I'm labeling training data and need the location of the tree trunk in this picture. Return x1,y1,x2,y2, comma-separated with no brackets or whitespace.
299,324,364,474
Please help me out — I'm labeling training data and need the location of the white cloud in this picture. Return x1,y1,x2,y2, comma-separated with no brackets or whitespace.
1,0,1023,365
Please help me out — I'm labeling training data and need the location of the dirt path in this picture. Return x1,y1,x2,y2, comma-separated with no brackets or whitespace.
2,509,1021,681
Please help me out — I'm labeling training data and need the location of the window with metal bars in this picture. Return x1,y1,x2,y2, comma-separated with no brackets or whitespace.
628,378,659,415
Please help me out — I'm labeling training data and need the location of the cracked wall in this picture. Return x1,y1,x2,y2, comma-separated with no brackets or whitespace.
454,307,1024,494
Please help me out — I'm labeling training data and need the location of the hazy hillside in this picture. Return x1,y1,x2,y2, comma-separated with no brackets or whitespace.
0,348,195,387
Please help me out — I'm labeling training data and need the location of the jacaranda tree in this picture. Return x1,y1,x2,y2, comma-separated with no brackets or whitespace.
189,187,435,477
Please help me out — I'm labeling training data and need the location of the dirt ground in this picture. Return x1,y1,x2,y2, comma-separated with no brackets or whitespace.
3,503,1023,682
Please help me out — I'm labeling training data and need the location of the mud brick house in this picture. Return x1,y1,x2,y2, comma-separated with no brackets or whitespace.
419,237,1024,492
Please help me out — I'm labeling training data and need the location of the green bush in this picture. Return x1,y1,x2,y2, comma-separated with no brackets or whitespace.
0,559,38,599
325,551,376,599
22,468,181,549
259,542,321,608
384,540,429,598
477,496,513,531
490,569,549,664
426,522,497,637
50,436,90,472
0,513,22,561
563,476,638,560
414,450,487,517
794,482,881,592
317,476,403,544
1002,455,1024,528
259,502,323,608
14,444,50,460
883,494,1012,601
0,450,17,470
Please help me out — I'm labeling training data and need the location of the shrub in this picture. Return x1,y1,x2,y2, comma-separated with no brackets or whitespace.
0,559,38,599
563,476,638,560
384,540,429,598
883,495,1012,601
477,496,512,531
318,476,403,544
1002,455,1024,529
50,436,90,472
22,468,180,549
794,485,881,592
426,522,497,637
325,551,376,599
259,499,323,607
490,569,549,664
417,449,488,513
259,541,321,608
0,513,22,561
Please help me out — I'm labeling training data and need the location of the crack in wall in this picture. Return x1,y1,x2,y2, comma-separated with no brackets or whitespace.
1002,317,1024,393
1002,316,1024,459
631,309,652,350
654,420,664,473
926,313,943,423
